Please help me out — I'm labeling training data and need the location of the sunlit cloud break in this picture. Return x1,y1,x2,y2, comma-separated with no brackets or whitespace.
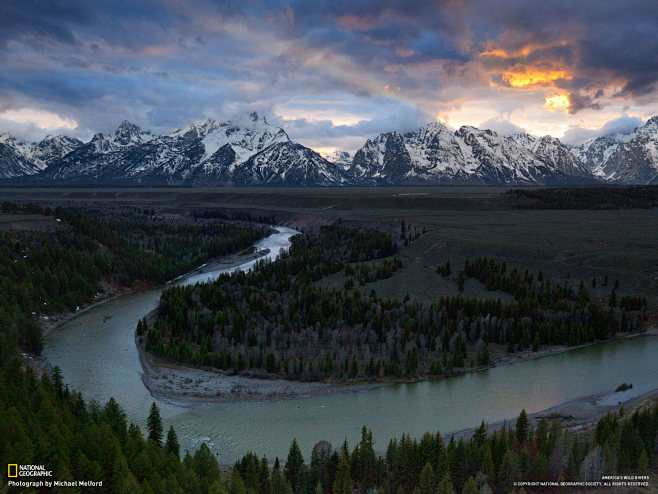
0,108,78,131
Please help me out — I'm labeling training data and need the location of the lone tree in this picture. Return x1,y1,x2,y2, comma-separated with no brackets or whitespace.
147,402,163,446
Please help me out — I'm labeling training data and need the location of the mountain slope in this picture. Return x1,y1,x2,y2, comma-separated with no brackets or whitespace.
570,117,658,184
0,142,40,178
510,133,591,178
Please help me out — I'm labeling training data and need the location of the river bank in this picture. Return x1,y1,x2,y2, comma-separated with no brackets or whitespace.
137,327,657,406
38,244,271,341
139,348,353,406
453,386,658,442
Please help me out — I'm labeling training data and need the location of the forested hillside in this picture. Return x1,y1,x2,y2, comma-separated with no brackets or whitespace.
0,202,266,357
144,225,647,381
0,203,268,491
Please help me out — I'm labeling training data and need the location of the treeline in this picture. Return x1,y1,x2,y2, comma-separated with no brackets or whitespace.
0,360,230,493
505,186,658,210
229,403,658,494
192,208,276,225
462,257,647,346
144,227,646,382
344,257,403,288
0,202,265,357
3,355,655,494
57,207,268,284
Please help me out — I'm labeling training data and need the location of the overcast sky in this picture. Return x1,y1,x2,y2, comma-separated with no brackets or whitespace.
1,0,657,153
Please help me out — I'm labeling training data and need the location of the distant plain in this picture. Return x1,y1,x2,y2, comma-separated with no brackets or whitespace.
2,186,657,311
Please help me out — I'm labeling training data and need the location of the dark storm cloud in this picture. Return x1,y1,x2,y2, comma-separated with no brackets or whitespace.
0,0,87,47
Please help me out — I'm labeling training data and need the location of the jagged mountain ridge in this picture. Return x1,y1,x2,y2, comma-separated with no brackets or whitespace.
0,132,83,178
2,113,657,185
348,123,596,185
509,133,591,178
571,117,658,184
37,112,342,185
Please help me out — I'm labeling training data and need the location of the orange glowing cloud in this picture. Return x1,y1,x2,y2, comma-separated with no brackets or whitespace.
545,93,570,112
502,69,572,88
480,48,513,58
480,40,569,59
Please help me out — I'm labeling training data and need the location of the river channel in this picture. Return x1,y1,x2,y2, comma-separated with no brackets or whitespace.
43,227,658,463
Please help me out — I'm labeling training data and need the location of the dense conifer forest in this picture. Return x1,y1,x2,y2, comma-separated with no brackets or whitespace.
505,185,658,210
0,201,266,356
143,226,647,382
2,358,656,493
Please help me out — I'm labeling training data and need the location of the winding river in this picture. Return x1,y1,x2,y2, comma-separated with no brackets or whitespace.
44,227,658,463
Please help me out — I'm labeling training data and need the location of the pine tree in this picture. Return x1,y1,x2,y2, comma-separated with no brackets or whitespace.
516,409,529,444
418,462,434,494
165,425,180,457
52,366,64,398
473,421,487,447
285,439,305,489
229,469,246,494
332,454,353,494
637,449,649,475
498,450,519,493
147,402,163,446
461,476,478,494
452,438,468,491
358,427,377,490
436,472,455,494
482,446,495,487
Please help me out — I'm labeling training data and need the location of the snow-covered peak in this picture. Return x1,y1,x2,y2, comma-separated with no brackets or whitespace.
509,132,538,149
200,113,289,166
111,121,153,146
28,135,83,170
0,132,34,155
404,122,464,172
169,118,221,140
635,116,658,136
324,150,352,170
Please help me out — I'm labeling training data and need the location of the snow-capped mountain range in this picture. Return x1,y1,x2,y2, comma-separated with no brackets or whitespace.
2,113,657,186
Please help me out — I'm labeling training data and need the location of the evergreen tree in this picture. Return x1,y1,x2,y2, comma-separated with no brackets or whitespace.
418,462,434,494
516,409,529,444
229,469,246,494
498,450,519,493
52,366,64,398
358,426,377,490
147,402,163,446
461,476,478,494
436,472,455,494
165,425,180,457
332,454,353,494
473,421,487,447
285,439,305,490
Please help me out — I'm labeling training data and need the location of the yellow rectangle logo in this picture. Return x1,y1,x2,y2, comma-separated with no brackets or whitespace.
8,464,18,477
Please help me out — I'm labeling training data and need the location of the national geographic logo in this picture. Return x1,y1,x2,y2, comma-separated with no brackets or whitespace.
7,464,53,477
